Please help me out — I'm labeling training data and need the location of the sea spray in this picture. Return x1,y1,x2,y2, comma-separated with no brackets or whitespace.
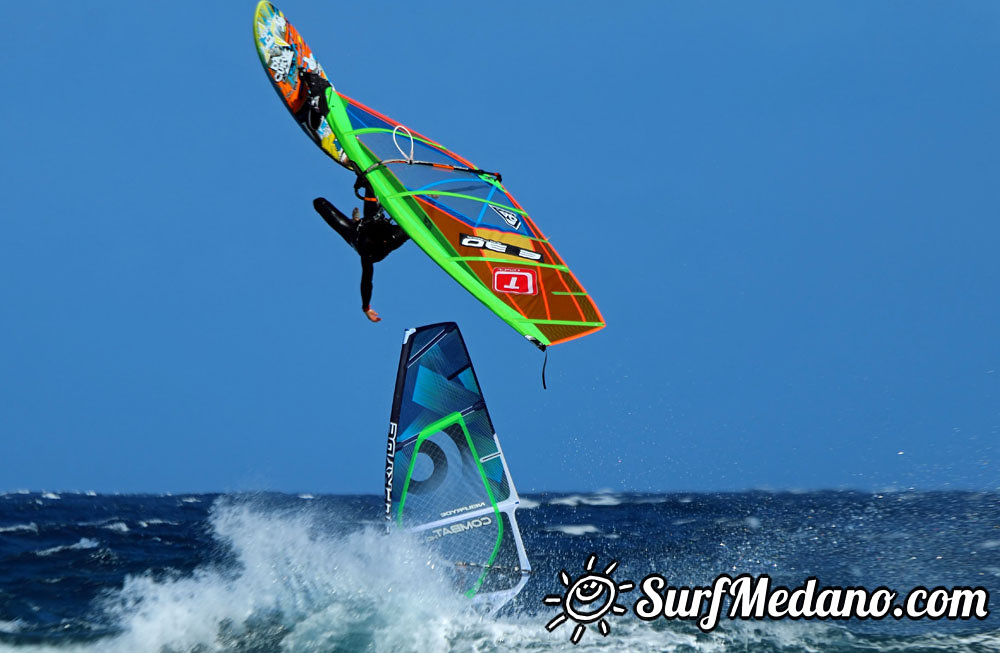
94,497,464,652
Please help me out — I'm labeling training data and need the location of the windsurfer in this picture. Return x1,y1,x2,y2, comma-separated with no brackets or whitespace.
312,186,409,323
298,67,409,322
295,68,330,132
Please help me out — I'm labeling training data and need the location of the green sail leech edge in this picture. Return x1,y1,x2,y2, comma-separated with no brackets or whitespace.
396,411,504,597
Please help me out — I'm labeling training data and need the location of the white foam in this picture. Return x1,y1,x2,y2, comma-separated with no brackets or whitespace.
546,524,601,536
76,519,121,528
297,494,315,500
139,519,178,527
180,497,201,503
103,522,130,533
0,619,24,634
77,499,465,653
41,492,60,500
549,493,623,507
0,522,38,534
35,538,99,557
517,497,541,509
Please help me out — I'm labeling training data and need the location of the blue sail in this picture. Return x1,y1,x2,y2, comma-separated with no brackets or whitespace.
384,323,530,608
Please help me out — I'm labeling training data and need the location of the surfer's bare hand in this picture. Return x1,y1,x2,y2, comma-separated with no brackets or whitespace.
364,308,381,323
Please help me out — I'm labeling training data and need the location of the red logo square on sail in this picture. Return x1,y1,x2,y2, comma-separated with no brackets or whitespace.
493,268,538,295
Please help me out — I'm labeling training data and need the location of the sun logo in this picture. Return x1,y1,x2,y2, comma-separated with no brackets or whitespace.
542,553,634,644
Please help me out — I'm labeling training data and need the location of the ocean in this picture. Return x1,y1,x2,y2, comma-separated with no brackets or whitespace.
0,490,997,652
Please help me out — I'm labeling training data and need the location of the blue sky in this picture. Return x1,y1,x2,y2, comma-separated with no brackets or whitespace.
2,2,997,494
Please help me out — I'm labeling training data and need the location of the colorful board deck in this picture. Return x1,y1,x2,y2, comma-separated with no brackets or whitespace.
253,2,350,168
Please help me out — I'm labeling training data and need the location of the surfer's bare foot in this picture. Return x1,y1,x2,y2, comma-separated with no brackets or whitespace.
364,308,381,323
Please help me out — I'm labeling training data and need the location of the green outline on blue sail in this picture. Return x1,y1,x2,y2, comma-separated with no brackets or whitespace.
322,89,551,347
396,411,504,598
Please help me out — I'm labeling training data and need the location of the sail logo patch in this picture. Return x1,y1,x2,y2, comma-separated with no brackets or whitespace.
384,422,397,521
490,205,522,230
460,234,542,261
425,516,493,542
440,501,487,518
494,268,538,295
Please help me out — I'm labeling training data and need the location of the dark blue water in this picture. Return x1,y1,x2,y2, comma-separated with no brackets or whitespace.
0,490,997,652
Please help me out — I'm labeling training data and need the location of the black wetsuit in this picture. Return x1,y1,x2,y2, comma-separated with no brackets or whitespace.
295,69,330,132
299,70,408,311
313,185,408,311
